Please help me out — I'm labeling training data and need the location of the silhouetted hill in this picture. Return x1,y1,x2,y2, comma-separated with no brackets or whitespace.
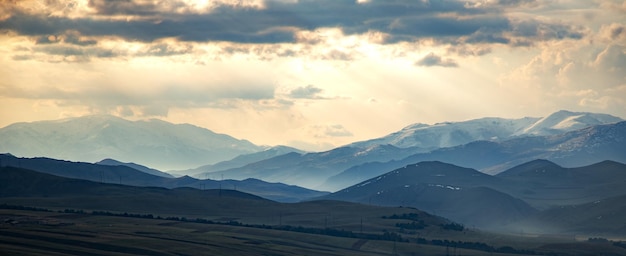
0,166,454,237
496,160,626,209
513,194,626,235
0,154,328,202
320,161,537,229
0,166,277,215
209,145,426,189
96,158,174,178
171,145,306,178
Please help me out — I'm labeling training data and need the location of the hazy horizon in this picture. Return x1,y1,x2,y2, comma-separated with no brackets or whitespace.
1,0,625,151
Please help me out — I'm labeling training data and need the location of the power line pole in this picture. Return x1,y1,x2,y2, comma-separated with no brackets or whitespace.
360,217,363,233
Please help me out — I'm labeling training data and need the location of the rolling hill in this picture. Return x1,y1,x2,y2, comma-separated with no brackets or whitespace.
495,159,626,209
0,154,328,202
206,144,426,189
170,145,306,178
96,158,174,178
0,165,451,233
512,194,626,235
319,161,537,229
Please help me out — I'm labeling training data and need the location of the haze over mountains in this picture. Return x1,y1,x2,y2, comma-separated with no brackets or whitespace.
322,120,626,190
0,109,625,238
320,160,626,231
0,110,623,191
0,154,328,202
199,111,625,190
0,115,262,170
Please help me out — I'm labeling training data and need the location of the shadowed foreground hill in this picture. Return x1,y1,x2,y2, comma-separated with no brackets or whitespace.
0,166,446,230
0,154,328,202
512,194,626,235
0,166,273,217
320,161,537,229
2,166,625,255
496,159,626,209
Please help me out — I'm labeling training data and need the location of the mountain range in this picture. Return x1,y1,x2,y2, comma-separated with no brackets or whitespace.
0,110,622,191
321,120,626,191
0,115,262,170
349,110,622,149
319,159,626,231
170,145,306,178
0,154,328,202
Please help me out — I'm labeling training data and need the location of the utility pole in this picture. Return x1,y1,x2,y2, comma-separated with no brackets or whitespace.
360,217,363,233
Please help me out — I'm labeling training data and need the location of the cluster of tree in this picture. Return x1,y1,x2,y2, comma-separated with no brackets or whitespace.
613,241,626,250
395,220,427,230
439,222,464,231
382,213,422,221
588,237,609,243
63,209,86,214
0,203,51,212
92,211,154,219
427,240,537,255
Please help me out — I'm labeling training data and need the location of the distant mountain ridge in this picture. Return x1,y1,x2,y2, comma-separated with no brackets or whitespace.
205,144,426,189
320,159,626,230
321,121,626,191
0,110,622,190
349,110,622,149
96,158,173,178
0,154,328,202
320,161,538,229
0,115,263,170
170,145,306,178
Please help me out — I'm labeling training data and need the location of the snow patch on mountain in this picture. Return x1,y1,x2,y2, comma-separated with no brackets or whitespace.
349,110,623,150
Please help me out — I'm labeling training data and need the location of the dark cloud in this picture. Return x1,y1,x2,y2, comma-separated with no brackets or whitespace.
289,85,324,99
415,52,458,67
64,31,98,46
447,45,492,56
511,20,585,41
0,0,586,48
137,43,194,56
87,0,168,16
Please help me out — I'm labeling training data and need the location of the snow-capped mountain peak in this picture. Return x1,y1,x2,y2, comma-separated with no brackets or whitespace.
349,110,623,150
519,110,623,136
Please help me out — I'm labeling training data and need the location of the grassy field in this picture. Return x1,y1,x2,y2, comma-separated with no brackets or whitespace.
2,167,626,255
0,209,553,256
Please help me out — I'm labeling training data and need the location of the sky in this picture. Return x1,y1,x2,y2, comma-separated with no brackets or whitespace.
1,0,625,151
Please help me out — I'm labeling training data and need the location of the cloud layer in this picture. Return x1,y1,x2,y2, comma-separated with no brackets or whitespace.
0,0,624,151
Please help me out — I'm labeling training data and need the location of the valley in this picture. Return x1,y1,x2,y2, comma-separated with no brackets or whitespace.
1,111,626,255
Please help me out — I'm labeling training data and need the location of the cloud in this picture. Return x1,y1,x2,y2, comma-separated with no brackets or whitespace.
311,124,353,138
0,70,278,117
415,52,459,67
0,0,587,48
598,23,626,44
288,85,324,99
323,124,354,137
